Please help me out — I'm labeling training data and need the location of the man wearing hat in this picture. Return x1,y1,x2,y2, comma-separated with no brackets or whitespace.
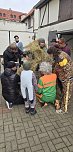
38,38,47,53
1,61,24,109
50,39,59,48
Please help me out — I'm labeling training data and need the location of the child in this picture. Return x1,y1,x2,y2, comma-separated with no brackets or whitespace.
36,62,57,108
20,61,37,115
1,61,24,109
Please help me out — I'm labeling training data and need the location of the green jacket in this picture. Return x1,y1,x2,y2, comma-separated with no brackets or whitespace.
37,74,57,103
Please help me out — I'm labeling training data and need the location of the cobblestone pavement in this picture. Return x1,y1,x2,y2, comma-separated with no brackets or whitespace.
0,84,73,152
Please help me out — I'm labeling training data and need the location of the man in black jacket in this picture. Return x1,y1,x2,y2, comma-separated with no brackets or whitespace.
3,42,23,69
1,61,24,109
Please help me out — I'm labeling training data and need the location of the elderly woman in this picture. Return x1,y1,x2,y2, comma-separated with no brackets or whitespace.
36,62,57,107
47,47,73,113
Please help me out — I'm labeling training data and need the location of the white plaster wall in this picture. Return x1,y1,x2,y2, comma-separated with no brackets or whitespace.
10,31,34,48
40,4,49,26
0,20,34,54
23,17,34,33
42,4,49,26
49,0,59,23
0,20,26,31
31,15,34,27
0,31,9,55
37,27,49,46
40,6,45,26
24,20,28,31
37,19,73,46
34,9,39,30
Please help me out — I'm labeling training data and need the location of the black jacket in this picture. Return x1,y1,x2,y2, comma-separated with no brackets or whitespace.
1,68,21,103
3,47,23,69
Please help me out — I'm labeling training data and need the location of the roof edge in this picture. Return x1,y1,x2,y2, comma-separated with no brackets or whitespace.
34,0,49,9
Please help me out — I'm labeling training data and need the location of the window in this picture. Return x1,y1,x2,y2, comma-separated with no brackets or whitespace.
14,15,16,18
58,0,73,21
3,13,6,17
10,14,13,18
28,17,31,28
0,13,2,16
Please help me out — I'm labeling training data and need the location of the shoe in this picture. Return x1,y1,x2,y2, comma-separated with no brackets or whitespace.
25,107,30,113
6,101,13,109
30,108,37,115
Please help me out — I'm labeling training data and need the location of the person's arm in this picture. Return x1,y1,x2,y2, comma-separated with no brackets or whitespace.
20,42,23,52
17,42,23,52
32,72,38,92
3,51,9,69
15,74,20,83
16,48,23,67
14,74,20,92
68,48,71,56
37,78,43,94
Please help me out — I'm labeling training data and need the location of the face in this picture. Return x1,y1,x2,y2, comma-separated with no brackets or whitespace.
39,42,45,48
11,48,18,53
58,39,63,45
15,37,19,42
48,53,53,58
58,39,65,45
12,66,17,71
23,55,29,61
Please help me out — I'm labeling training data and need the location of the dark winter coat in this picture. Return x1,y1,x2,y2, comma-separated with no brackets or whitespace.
3,47,23,69
1,68,23,104
60,44,71,56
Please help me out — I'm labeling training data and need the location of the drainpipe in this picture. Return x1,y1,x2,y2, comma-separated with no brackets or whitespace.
9,31,11,44
33,12,36,40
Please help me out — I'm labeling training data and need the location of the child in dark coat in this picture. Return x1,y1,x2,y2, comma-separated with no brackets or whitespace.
1,61,24,109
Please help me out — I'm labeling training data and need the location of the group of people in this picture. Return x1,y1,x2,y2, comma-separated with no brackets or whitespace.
1,36,73,115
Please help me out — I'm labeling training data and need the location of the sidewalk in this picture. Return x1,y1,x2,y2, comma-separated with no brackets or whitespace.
0,83,73,152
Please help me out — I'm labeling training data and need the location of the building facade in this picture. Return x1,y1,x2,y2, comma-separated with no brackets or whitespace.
1,0,73,58
0,8,26,22
21,9,34,33
34,0,73,49
0,20,34,55
22,0,73,50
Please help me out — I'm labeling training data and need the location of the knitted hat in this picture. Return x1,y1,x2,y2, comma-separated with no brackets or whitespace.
23,61,31,70
38,38,45,44
39,62,52,74
7,61,16,68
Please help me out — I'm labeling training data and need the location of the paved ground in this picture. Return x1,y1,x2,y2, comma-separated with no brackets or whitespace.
0,83,73,152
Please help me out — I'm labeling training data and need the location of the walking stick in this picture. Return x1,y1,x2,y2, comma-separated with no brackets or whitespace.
65,81,70,112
